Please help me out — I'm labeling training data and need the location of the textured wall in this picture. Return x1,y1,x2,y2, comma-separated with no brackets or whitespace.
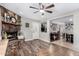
0,18,1,40
0,8,1,40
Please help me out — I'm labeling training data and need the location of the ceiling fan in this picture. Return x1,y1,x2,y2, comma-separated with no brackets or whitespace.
29,3,55,15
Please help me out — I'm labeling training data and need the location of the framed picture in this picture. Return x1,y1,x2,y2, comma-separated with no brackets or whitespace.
50,23,59,32
51,23,57,31
41,22,47,32
25,23,29,27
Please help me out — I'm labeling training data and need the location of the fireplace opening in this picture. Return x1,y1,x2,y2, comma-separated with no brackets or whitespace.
7,32,18,39
2,31,18,40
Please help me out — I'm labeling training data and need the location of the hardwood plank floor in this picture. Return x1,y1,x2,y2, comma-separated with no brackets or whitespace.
5,39,79,56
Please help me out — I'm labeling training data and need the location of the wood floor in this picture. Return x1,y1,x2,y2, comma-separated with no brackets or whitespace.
5,39,79,56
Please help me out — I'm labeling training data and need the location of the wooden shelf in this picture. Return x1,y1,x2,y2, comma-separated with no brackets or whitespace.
2,21,21,26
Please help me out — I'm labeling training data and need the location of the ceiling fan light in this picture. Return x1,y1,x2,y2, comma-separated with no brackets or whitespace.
40,10,44,13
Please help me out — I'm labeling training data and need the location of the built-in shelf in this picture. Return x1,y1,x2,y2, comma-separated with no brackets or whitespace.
0,5,21,39
2,21,21,26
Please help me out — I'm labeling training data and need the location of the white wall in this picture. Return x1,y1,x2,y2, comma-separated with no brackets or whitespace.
39,20,50,42
73,11,79,50
21,17,50,42
21,17,40,41
50,16,73,34
15,9,79,49
48,10,79,50
32,21,40,39
21,18,32,41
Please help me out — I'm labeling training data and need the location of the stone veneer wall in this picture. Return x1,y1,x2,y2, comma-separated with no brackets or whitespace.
0,21,1,40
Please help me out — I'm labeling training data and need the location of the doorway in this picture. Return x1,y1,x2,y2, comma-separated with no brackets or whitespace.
50,15,73,44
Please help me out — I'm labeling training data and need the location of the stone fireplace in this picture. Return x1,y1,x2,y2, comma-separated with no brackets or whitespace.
0,5,21,40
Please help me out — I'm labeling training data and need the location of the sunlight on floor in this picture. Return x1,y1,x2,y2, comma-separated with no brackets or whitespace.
0,39,8,56
52,39,79,52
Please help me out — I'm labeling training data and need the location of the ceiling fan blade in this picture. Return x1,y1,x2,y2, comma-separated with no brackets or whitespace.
39,3,42,9
34,11,39,13
30,6,39,10
45,4,54,9
42,4,44,9
39,3,44,9
45,10,53,13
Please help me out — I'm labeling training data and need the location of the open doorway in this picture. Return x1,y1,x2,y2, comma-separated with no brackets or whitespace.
50,15,73,44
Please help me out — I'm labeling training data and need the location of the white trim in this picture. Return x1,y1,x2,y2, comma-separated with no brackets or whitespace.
25,39,34,41
0,36,2,40
24,38,50,43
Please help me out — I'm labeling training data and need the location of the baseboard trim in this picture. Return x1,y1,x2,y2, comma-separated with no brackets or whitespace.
24,38,50,43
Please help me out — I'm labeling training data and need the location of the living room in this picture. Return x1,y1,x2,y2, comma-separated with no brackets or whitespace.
0,3,79,56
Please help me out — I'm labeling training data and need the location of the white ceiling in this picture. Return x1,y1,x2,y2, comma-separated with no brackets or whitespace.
0,3,79,22
50,15,73,24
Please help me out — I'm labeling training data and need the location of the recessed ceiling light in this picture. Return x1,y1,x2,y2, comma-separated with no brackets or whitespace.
20,11,23,14
69,19,72,21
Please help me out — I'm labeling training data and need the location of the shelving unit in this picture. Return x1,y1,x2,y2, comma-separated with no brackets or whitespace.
0,5,21,39
2,21,21,26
